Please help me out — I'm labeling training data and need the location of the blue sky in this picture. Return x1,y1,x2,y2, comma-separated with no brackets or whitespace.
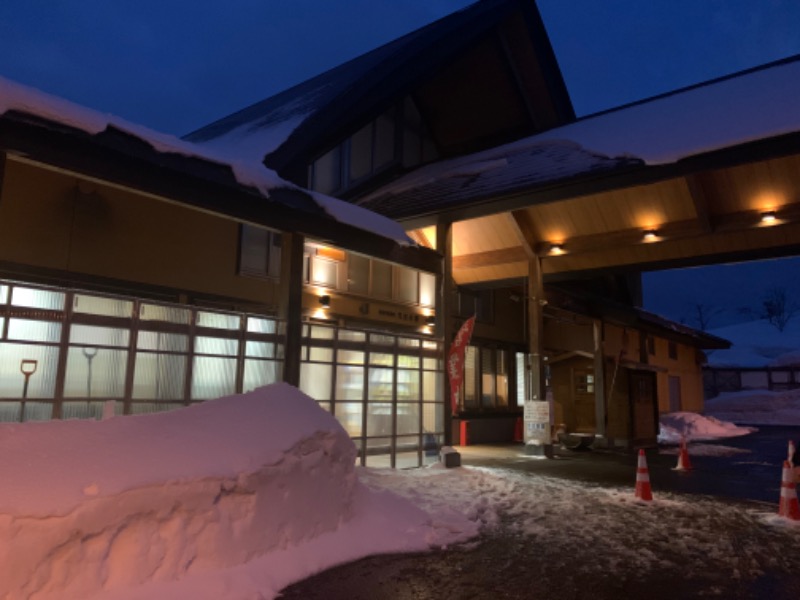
2,0,800,326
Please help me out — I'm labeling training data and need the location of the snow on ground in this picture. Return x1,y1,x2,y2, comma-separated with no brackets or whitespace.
704,388,800,426
3,384,798,599
658,411,757,444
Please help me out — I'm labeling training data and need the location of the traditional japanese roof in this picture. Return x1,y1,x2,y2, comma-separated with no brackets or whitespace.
0,75,440,273
184,0,573,175
358,54,800,225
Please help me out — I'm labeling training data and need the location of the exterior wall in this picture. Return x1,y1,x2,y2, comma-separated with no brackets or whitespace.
648,337,705,413
0,159,280,308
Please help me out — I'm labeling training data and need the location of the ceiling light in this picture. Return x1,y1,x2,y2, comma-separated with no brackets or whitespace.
643,229,658,241
761,211,777,224
549,243,565,255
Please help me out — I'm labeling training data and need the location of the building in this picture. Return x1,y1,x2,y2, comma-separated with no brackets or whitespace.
8,0,800,457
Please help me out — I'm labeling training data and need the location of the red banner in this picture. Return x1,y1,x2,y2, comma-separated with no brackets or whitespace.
447,315,476,415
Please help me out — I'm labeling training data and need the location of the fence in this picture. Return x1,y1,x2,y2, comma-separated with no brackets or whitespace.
703,366,800,398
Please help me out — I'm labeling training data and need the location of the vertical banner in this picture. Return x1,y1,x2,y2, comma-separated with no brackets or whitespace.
447,315,476,415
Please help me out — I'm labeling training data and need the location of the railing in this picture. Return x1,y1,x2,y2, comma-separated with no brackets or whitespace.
703,366,800,398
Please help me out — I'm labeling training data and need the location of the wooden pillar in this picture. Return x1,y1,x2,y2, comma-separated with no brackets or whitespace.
436,221,455,446
278,232,304,387
593,320,607,438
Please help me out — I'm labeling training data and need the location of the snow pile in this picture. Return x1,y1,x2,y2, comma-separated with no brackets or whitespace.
658,411,756,444
705,388,800,426
0,384,479,600
707,318,800,368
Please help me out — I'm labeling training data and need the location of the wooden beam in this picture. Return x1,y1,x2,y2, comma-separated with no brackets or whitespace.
507,210,537,258
452,246,529,269
684,174,713,233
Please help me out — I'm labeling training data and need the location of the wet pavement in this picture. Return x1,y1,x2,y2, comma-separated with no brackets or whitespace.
280,427,800,600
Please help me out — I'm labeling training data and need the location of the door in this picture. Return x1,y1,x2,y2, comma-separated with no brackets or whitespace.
629,370,657,447
668,375,682,412
572,367,596,433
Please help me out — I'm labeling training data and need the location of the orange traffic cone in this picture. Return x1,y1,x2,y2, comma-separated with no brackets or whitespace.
675,437,692,471
778,460,800,521
635,449,653,501
789,440,796,466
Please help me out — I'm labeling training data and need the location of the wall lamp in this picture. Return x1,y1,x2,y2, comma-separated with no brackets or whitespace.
761,210,777,224
425,315,436,327
643,229,658,241
318,295,331,309
549,243,565,255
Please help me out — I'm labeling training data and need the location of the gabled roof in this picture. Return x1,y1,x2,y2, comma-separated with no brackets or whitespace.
358,54,800,225
0,75,440,273
184,0,572,174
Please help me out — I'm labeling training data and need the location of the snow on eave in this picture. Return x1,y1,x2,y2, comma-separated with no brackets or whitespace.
0,75,413,247
530,56,800,165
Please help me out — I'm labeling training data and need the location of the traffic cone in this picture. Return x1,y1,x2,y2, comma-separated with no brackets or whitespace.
789,440,796,466
513,417,523,443
778,460,800,521
634,449,653,501
675,437,692,471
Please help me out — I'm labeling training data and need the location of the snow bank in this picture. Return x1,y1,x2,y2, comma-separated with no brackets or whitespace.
705,388,800,426
0,384,358,599
658,411,756,444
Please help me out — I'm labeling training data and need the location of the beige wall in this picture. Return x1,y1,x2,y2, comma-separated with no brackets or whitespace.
648,337,705,413
0,159,280,308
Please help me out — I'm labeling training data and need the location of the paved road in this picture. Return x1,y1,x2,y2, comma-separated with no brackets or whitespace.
280,428,800,600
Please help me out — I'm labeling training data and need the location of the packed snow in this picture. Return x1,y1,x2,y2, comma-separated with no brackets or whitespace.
2,383,798,600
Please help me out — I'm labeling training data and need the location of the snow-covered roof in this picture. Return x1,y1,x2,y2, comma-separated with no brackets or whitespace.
0,75,413,246
360,55,800,219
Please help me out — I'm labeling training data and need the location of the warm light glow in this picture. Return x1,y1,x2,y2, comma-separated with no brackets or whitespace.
549,243,565,255
643,229,658,242
312,308,330,320
761,211,777,224
318,294,331,308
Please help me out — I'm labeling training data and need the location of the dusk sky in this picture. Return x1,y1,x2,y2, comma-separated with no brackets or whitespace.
2,0,800,327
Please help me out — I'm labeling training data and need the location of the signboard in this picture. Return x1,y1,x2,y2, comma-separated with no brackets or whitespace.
524,400,551,445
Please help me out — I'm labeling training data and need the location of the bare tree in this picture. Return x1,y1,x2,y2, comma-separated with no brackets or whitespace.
685,302,724,331
760,286,798,332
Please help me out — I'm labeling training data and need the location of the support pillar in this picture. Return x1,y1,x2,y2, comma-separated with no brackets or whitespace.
593,320,607,439
278,232,304,387
436,221,455,446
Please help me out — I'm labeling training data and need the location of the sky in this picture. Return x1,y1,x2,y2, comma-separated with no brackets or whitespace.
2,0,800,323
3,382,798,598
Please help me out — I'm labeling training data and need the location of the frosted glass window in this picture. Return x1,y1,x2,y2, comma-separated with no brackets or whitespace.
335,402,363,437
366,403,392,436
197,311,241,330
0,285,8,304
516,353,528,404
245,341,274,358
463,346,478,408
349,122,373,181
370,352,394,366
370,333,395,346
73,294,133,318
191,356,236,399
309,325,335,340
308,347,333,362
423,357,440,371
311,256,338,287
129,402,184,415
137,331,188,352
396,449,421,469
347,254,370,295
62,401,110,420
70,325,129,348
311,146,341,194
299,363,333,400
64,348,127,398
335,365,364,400
397,403,420,435
247,317,277,334
0,402,21,422
140,304,191,324
0,342,59,398
423,371,441,401
395,266,418,304
372,261,392,298
481,348,495,408
195,336,238,356
398,337,420,349
419,272,436,307
132,353,186,400
0,317,4,337
423,403,443,433
398,354,420,369
243,359,280,392
22,402,53,421
375,110,396,168
337,349,364,365
8,319,61,343
338,330,366,342
368,367,394,401
11,286,65,310
496,349,508,407
397,370,420,401
422,341,438,350
239,225,277,277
